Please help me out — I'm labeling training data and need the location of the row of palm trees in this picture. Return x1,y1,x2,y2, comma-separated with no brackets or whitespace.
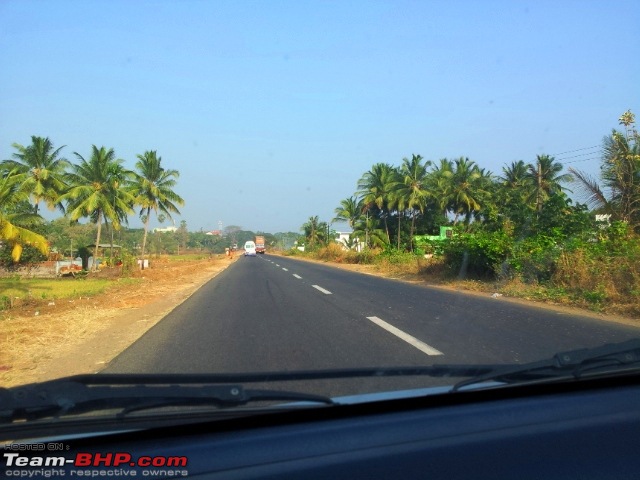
332,153,575,251
333,113,640,251
0,136,184,268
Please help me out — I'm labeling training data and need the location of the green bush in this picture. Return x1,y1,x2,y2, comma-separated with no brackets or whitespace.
507,232,564,283
441,230,513,278
376,249,419,265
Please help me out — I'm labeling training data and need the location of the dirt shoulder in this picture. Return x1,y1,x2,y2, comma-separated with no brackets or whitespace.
1,255,239,387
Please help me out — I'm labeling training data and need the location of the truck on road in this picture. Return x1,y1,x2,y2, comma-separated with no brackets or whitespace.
255,235,266,254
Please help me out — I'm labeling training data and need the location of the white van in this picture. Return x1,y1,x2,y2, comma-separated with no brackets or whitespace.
244,241,257,257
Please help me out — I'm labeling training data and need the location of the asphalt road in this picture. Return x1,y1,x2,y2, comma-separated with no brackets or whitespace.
104,254,640,396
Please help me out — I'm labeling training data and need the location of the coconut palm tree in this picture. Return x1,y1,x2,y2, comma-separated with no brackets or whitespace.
63,146,134,271
302,215,325,249
399,154,431,250
0,169,49,262
352,212,387,249
427,158,455,217
500,160,530,191
570,130,640,226
333,196,364,229
0,136,69,214
105,161,135,261
388,167,408,249
452,157,484,223
525,155,573,213
357,163,398,244
131,151,184,263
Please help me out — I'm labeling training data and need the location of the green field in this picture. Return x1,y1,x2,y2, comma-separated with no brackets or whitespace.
0,276,139,310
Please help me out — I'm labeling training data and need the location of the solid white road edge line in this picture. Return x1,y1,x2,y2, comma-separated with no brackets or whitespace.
312,285,332,295
366,316,443,356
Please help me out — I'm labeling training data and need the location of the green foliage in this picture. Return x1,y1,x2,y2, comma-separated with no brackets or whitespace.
119,250,139,275
507,232,563,282
0,295,10,310
441,230,513,278
0,243,47,269
376,248,420,265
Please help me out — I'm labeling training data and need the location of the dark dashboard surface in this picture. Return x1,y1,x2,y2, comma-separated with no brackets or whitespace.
8,376,638,480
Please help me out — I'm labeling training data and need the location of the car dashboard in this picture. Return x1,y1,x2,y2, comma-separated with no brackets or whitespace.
4,374,639,480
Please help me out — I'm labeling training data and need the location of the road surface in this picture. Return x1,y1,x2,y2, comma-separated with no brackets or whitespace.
104,255,640,396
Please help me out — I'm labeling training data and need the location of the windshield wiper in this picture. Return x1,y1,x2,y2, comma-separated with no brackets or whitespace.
0,381,337,423
451,339,640,392
0,365,492,423
4,340,637,425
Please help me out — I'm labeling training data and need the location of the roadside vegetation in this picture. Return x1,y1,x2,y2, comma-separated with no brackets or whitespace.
0,138,188,312
290,111,640,318
0,138,185,268
0,275,140,311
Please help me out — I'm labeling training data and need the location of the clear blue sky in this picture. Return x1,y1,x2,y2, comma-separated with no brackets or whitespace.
1,0,638,233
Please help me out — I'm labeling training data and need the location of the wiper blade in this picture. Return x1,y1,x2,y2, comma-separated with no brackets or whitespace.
0,381,336,423
11,343,630,425
452,339,640,392
0,366,493,423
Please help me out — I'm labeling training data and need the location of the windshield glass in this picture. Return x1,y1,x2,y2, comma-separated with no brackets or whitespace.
1,0,639,428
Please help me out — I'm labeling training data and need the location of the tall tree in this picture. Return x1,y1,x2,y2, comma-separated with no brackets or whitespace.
333,196,364,229
177,220,188,254
571,129,640,226
399,154,431,250
302,215,326,249
63,146,134,271
352,211,387,248
449,157,487,224
0,169,49,262
357,163,398,244
105,161,134,260
388,166,408,249
0,136,69,214
525,155,572,213
428,158,455,217
132,151,184,264
499,160,530,192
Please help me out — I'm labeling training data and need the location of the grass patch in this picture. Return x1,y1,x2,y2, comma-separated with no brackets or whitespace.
0,276,141,310
499,278,570,304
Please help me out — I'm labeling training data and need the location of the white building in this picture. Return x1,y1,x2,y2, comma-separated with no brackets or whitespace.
153,226,178,233
334,231,364,252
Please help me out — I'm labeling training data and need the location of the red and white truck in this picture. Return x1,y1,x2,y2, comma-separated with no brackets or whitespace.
255,235,266,254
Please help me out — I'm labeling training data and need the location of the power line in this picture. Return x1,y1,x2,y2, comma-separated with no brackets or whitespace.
563,156,602,165
551,145,600,156
556,150,603,161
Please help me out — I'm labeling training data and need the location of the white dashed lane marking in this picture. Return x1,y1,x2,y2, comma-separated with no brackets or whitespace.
312,285,332,295
366,316,443,356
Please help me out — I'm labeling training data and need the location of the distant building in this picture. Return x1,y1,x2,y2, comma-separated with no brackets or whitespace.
153,226,178,233
335,231,364,252
205,230,222,236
